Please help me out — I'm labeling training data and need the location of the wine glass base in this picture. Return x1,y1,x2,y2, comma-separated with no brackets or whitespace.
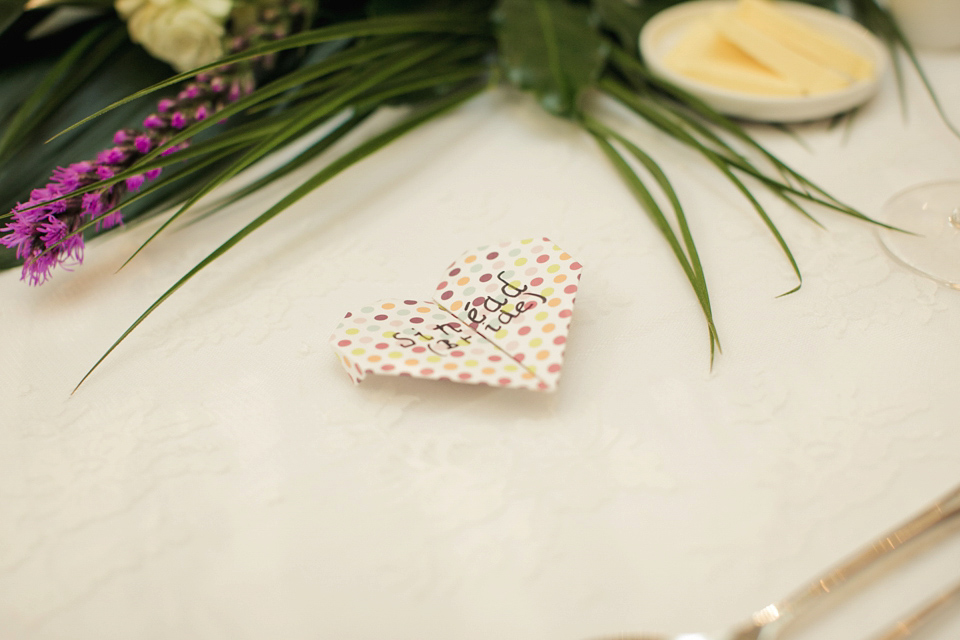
877,180,960,290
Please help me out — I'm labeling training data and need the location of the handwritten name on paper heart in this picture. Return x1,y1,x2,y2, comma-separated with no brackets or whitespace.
329,238,582,391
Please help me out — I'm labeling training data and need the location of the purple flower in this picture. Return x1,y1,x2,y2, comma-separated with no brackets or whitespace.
144,114,165,129
135,135,153,153
126,174,145,191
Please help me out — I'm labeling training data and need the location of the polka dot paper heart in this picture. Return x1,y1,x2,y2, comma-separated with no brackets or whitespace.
330,238,582,391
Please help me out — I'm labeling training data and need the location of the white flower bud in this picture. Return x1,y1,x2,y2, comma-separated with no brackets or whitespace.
115,0,232,72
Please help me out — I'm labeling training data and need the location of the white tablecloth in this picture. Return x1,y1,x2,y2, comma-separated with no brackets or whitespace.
3,42,959,640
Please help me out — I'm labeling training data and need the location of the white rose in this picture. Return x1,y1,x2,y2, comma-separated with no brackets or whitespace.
115,0,232,72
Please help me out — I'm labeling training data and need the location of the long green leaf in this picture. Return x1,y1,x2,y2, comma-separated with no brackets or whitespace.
75,83,484,392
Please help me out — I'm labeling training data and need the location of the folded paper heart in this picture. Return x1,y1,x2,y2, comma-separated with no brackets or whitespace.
329,237,582,391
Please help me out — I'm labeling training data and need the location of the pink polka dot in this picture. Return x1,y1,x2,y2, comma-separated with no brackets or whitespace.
570,262,582,270
486,252,498,259
492,261,504,269
458,372,472,380
421,368,434,375
473,296,485,306
412,346,426,353
376,343,388,349
382,364,395,371
553,336,566,345
559,309,572,318
374,314,388,321
489,355,501,361
337,339,351,347
518,326,531,335
449,268,460,276
450,350,464,357
404,299,418,305
564,285,578,294
498,377,512,385
344,312,353,318
360,337,372,343
531,245,543,253
531,277,543,286
548,364,562,373
390,320,404,327
525,267,537,276
536,254,549,263
537,382,549,390
479,273,492,282
411,317,424,324
440,291,453,300
353,317,366,324
437,281,448,290
514,353,525,362
505,341,518,350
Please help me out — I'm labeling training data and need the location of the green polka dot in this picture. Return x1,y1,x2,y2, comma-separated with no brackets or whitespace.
397,309,409,316
463,286,475,295
529,338,542,347
542,287,554,296
433,314,447,321
361,306,374,313
535,311,548,321
470,263,483,272
351,348,365,355
502,270,514,279
366,325,379,331
509,248,521,256
346,328,359,335
514,258,527,266
389,352,402,359
547,265,560,273
465,360,478,367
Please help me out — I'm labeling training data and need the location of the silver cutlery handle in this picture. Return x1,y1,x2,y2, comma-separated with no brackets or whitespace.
770,483,960,625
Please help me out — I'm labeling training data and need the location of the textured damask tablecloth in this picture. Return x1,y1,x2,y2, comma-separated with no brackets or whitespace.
2,42,959,640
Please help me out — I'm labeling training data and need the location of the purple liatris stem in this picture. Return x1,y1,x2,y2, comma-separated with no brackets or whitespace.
0,70,253,286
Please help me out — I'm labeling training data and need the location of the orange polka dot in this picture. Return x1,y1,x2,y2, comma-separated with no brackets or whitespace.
537,350,549,360
443,362,458,370
542,323,555,333
417,306,431,313
381,302,395,309
548,298,562,307
464,255,476,263
457,277,469,285
368,355,381,362
482,367,495,374
522,372,535,379
559,252,570,260
450,301,463,311
553,274,566,283
405,359,418,366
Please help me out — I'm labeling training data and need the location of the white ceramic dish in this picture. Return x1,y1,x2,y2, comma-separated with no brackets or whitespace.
639,0,888,122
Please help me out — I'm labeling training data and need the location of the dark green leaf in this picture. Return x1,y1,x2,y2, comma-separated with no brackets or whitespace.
494,0,608,117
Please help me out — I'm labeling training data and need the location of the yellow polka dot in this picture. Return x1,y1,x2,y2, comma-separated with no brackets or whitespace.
553,274,566,283
521,238,533,244
465,360,478,367
389,352,402,359
515,258,527,266
505,365,518,372
547,265,560,273
543,323,555,333
382,331,395,338
548,298,562,307
465,255,476,263
535,311,548,321
417,306,431,313
382,302,395,309
495,329,508,340
457,276,469,286
502,304,514,313
537,350,549,360
529,338,542,347
352,348,365,355
427,356,441,363
346,328,359,335
541,287,554,296
443,362,458,370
